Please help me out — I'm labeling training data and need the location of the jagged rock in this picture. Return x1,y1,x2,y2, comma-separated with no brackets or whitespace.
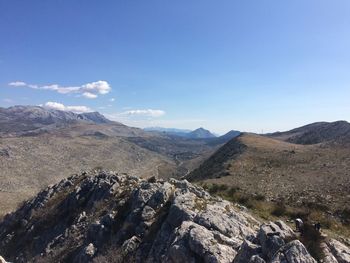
187,222,237,262
249,255,266,263
271,240,317,263
327,239,350,263
122,236,141,256
0,171,348,263
321,242,339,263
234,240,263,263
75,243,97,263
258,222,286,259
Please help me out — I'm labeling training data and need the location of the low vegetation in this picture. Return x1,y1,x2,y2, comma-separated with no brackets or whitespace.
199,182,350,239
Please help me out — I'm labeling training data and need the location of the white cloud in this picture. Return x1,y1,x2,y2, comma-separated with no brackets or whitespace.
82,92,98,99
82,81,111,95
8,80,111,99
121,109,166,118
8,81,26,87
109,98,115,102
105,109,166,127
41,101,92,113
3,98,13,103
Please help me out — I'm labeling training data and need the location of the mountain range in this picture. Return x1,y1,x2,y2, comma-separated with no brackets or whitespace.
1,105,350,262
145,126,217,139
0,106,236,215
187,121,350,225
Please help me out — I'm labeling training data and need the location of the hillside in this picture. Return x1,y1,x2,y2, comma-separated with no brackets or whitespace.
187,133,350,217
0,106,225,216
269,121,350,144
1,170,349,262
0,134,173,214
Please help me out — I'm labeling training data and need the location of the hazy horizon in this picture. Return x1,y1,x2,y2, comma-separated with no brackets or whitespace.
1,1,350,134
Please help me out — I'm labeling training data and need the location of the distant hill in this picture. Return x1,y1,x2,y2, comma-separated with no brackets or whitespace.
188,127,216,139
144,127,192,137
187,132,350,215
144,126,217,139
205,130,241,145
269,120,350,144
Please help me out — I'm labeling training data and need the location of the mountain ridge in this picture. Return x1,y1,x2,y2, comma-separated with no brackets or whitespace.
0,105,113,136
268,120,350,144
1,170,348,262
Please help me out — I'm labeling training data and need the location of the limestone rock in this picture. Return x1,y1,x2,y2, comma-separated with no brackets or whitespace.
0,171,348,262
75,243,97,263
271,240,317,263
234,240,263,263
327,239,350,263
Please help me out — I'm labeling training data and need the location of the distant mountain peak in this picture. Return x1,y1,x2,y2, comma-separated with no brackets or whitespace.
189,127,216,139
0,105,112,135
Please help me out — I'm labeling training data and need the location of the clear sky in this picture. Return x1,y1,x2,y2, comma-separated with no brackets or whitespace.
1,1,350,134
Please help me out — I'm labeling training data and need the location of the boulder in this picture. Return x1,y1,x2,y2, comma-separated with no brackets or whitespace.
167,221,237,263
74,243,97,263
327,239,350,263
234,240,263,263
271,240,317,263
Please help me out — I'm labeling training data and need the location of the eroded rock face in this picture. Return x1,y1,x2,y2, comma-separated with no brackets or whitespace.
0,171,348,263
326,239,350,263
271,240,317,263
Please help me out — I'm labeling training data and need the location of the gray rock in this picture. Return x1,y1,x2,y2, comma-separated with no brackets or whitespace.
121,236,141,256
258,222,286,259
327,239,350,263
249,255,266,263
74,243,97,263
321,241,338,263
234,240,263,263
0,171,348,263
271,240,317,263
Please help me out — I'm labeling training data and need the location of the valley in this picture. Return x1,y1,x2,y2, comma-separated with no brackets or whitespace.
1,106,350,262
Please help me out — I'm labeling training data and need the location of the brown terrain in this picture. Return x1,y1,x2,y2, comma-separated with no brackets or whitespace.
187,122,350,237
0,106,226,216
188,133,350,212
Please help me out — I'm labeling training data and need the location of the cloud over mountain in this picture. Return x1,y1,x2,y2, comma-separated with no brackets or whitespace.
41,101,92,113
9,80,111,99
121,109,166,117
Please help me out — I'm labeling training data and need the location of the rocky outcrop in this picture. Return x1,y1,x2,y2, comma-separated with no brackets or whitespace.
325,239,350,263
0,171,348,262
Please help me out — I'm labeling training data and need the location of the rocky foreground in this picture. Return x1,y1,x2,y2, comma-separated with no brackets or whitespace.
0,171,349,262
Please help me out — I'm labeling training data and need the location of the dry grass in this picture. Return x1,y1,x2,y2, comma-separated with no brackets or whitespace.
0,135,172,215
200,182,350,239
192,134,350,220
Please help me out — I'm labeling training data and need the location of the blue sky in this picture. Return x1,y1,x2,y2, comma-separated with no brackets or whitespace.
1,1,350,134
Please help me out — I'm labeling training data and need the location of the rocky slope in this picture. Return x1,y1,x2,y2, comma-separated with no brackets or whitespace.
1,171,349,262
